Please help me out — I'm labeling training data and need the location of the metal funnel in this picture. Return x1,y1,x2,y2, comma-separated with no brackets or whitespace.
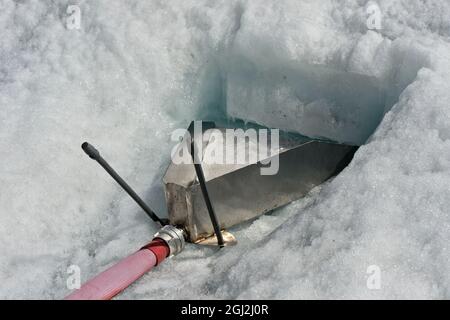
163,121,357,245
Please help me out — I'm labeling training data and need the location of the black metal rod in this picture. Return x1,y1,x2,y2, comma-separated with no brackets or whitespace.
81,142,166,226
190,140,224,247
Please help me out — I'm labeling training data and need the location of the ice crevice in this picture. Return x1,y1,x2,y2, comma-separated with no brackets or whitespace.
1,0,450,299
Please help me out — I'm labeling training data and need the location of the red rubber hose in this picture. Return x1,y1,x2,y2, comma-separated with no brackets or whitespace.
65,238,170,300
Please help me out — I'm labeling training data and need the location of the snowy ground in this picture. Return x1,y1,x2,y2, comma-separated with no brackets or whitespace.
1,0,450,299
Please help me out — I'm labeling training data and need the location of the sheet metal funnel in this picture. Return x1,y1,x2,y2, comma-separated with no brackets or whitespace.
163,121,357,245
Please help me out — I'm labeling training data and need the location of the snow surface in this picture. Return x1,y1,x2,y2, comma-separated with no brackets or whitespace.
1,0,450,299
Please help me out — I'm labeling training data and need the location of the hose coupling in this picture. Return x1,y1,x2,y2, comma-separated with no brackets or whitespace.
153,225,185,257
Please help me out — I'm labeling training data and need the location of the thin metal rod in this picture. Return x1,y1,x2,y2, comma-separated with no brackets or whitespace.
82,142,166,226
190,140,224,247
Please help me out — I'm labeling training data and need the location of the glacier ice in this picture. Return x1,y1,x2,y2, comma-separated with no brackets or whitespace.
1,0,450,299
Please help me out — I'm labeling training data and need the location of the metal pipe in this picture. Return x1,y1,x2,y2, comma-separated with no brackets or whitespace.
81,142,167,226
190,141,224,247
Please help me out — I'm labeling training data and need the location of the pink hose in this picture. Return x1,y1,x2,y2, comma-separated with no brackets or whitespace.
65,249,157,300
65,239,169,300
